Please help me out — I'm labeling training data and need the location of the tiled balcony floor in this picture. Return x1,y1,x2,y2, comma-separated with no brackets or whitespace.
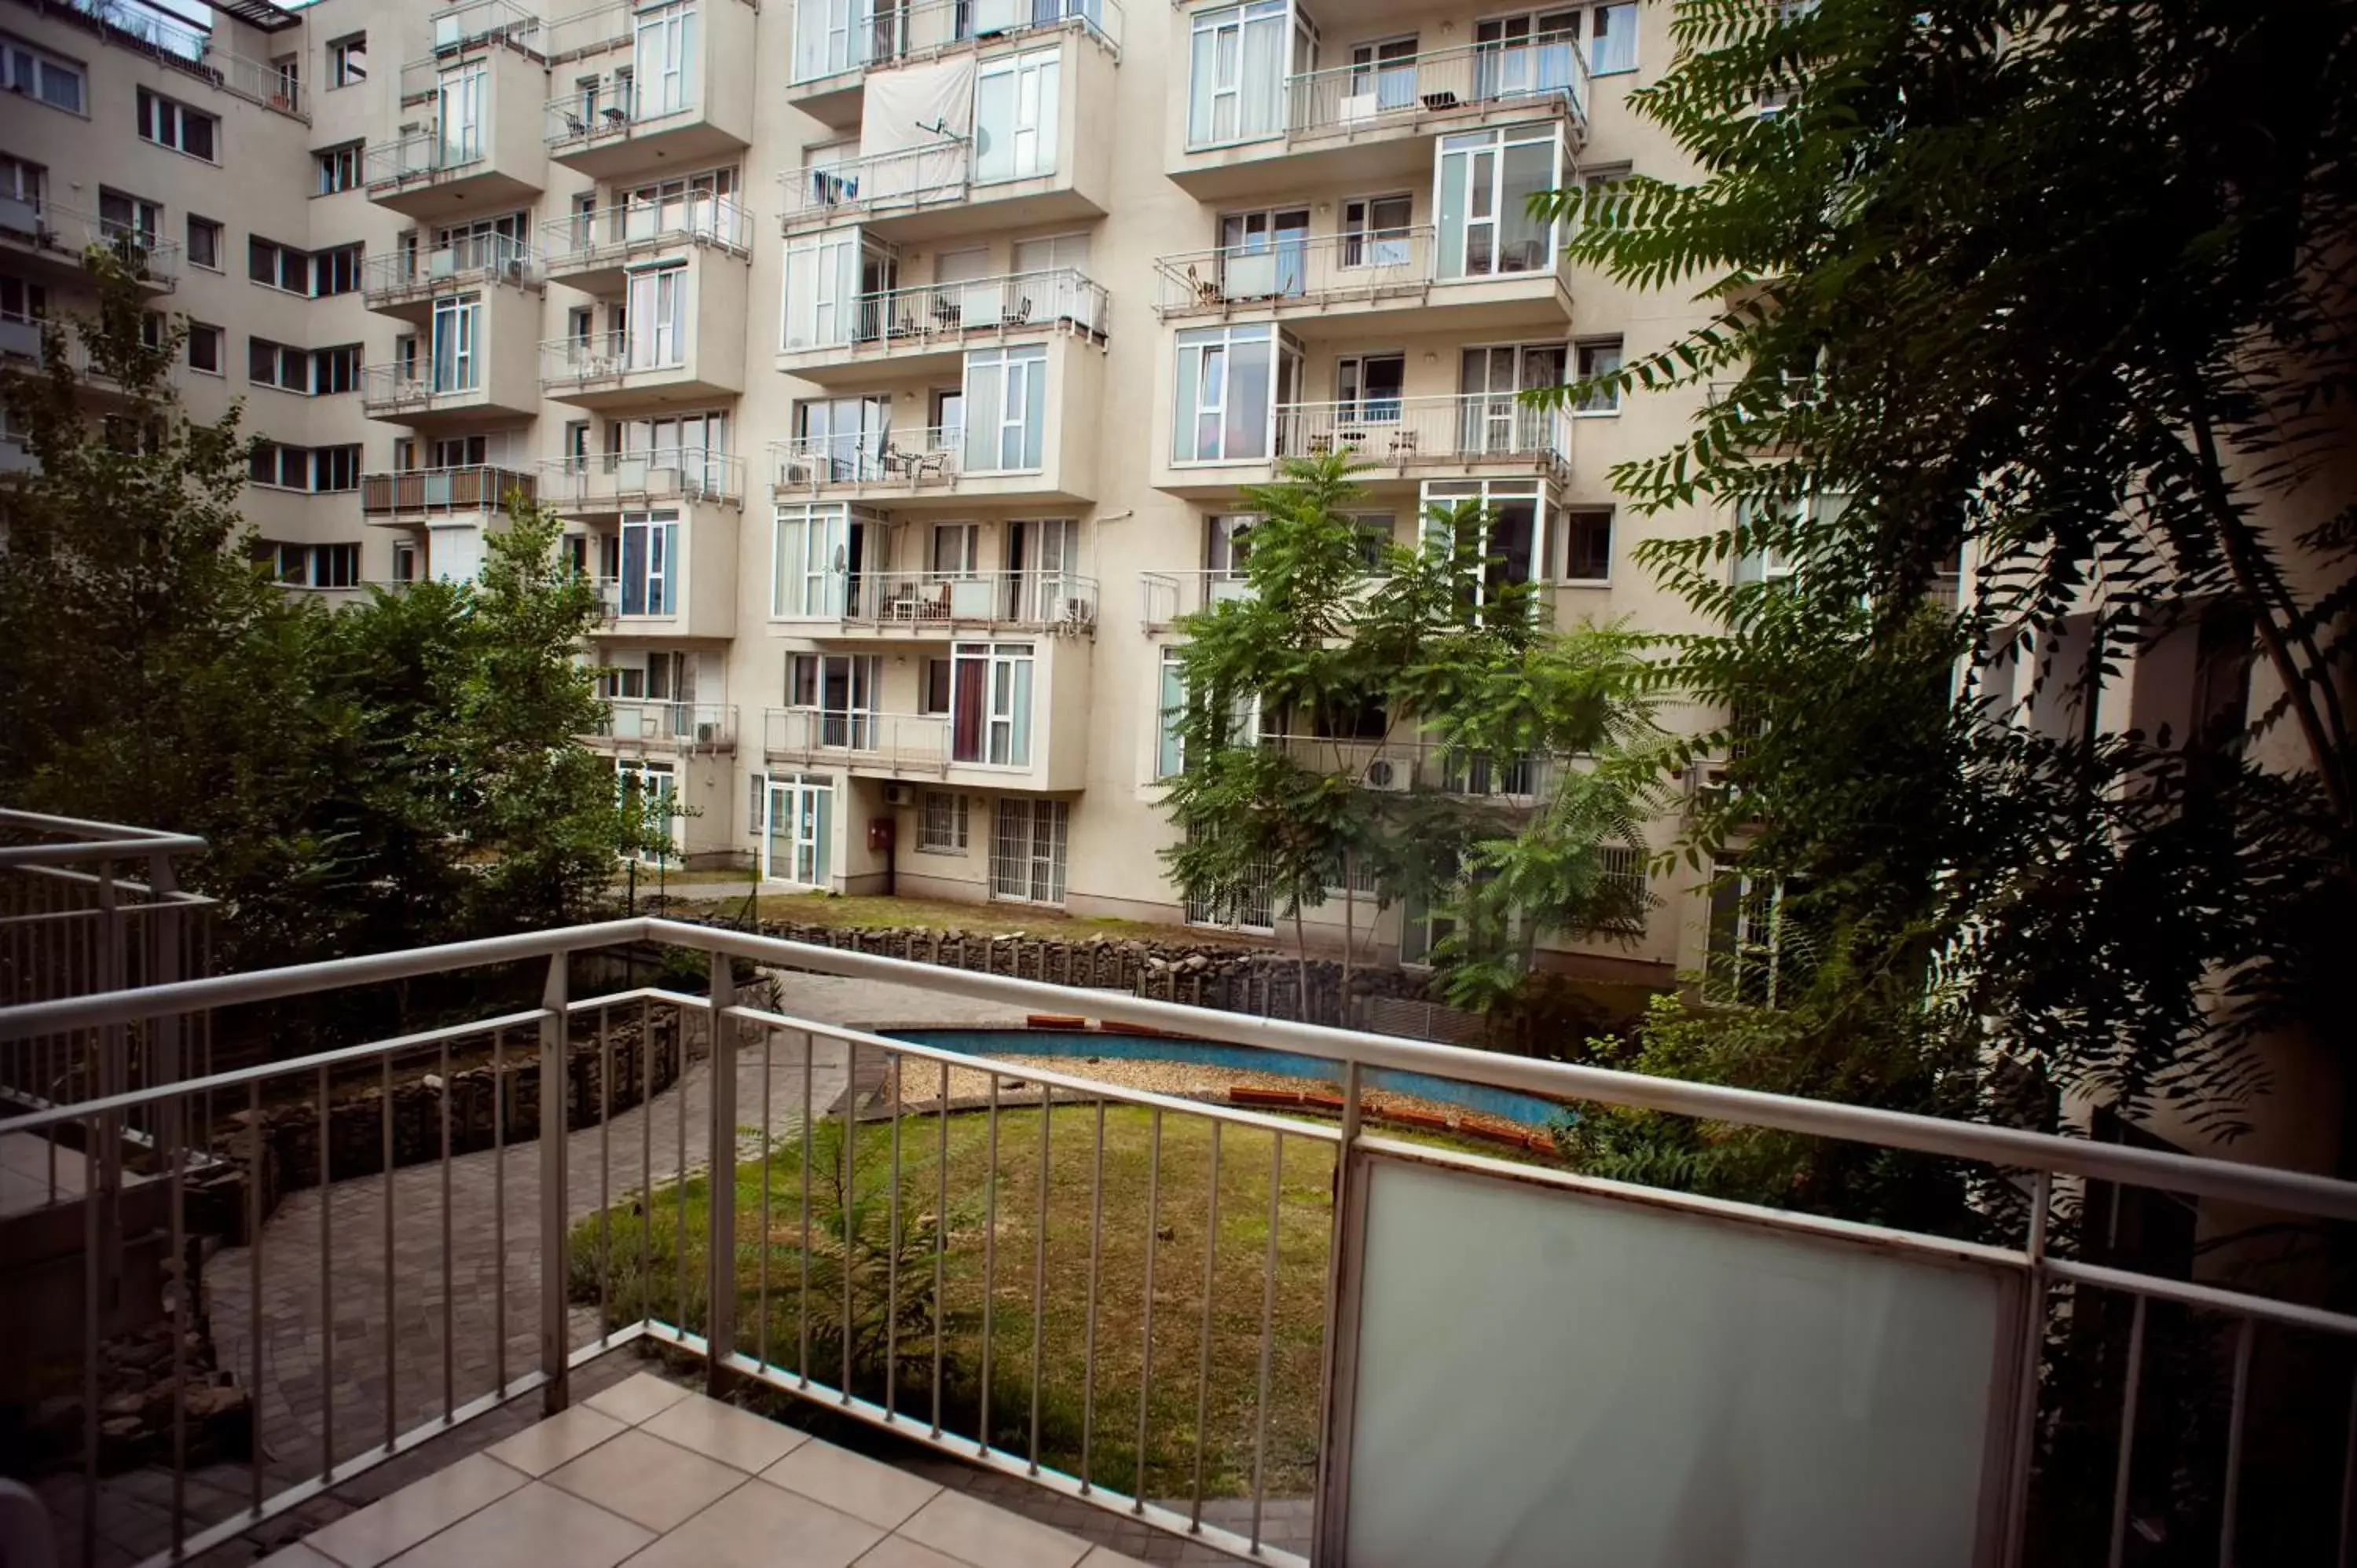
254,1373,1144,1568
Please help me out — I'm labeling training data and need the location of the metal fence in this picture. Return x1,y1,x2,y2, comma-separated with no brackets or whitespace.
7,919,2357,1566
1274,394,1573,474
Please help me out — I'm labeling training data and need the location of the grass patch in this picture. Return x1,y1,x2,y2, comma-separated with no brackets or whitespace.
738,892,1201,943
572,1101,1333,1499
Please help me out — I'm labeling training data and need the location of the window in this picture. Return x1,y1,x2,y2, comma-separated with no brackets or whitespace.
437,60,487,167
1172,324,1277,463
1423,477,1545,609
391,540,420,583
250,237,310,294
625,262,686,368
788,653,880,748
313,445,361,493
1215,207,1308,299
990,798,1067,904
249,441,310,489
929,389,964,450
620,510,681,615
312,244,361,298
772,502,872,619
1574,338,1623,412
930,522,979,577
1587,2,1638,75
248,337,306,390
1473,10,1582,101
186,216,222,271
97,189,159,247
2,34,85,113
1336,353,1406,423
963,346,1047,474
137,89,217,160
633,3,695,121
314,543,359,586
186,322,222,374
920,658,953,715
917,792,969,854
329,33,366,86
951,641,1035,766
1560,508,1611,582
431,295,481,392
1708,864,1795,1006
1187,1,1288,148
1340,195,1413,269
1460,342,1566,454
1435,123,1563,280
139,310,166,351
1347,35,1420,112
316,144,361,195
1157,647,1187,779
310,344,361,394
974,49,1059,185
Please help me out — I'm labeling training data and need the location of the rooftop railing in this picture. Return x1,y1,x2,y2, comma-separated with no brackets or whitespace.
1270,394,1572,473
1283,37,1589,141
788,267,1109,357
538,196,755,271
776,143,970,229
359,465,538,517
790,0,1122,82
7,918,2356,1566
538,449,746,510
47,0,305,117
360,234,540,303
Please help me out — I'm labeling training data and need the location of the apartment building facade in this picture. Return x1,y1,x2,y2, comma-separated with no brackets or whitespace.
0,0,1732,988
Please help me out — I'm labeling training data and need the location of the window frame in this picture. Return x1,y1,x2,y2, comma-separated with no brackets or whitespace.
1558,507,1613,584
185,215,223,272
247,335,306,392
1171,322,1279,466
135,86,218,162
328,33,368,88
1573,336,1623,414
916,790,969,854
185,321,223,376
315,143,362,196
2,34,86,115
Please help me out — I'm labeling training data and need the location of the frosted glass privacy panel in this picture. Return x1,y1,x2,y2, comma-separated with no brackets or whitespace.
1342,1156,2019,1568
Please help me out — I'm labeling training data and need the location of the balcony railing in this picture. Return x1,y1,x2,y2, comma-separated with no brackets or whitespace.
1266,731,1566,800
360,465,538,517
361,235,540,304
363,129,487,189
791,0,1122,82
591,699,736,748
49,0,305,116
799,268,1109,355
358,362,476,413
1282,38,1590,141
1138,569,1255,628
539,332,683,390
1270,394,1571,472
841,570,1098,630
397,0,548,101
539,196,754,271
541,0,664,59
2,202,181,288
1153,228,1570,318
544,72,704,150
539,449,746,510
776,142,970,229
762,706,952,768
768,430,966,491
8,918,2354,1568
0,435,38,477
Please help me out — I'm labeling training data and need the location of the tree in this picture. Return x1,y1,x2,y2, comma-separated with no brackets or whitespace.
1157,452,1663,1026
1543,0,2356,1141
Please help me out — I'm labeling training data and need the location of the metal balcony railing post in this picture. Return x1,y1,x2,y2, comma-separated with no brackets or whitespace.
537,951,572,1415
1312,1062,1367,1566
704,944,739,1392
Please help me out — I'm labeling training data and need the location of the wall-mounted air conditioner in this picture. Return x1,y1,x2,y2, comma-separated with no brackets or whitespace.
1363,758,1411,793
882,782,916,807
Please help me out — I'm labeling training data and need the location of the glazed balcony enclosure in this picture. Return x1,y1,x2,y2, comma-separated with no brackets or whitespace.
536,248,750,408
541,0,757,178
776,32,1117,244
775,253,1109,385
357,288,541,426
365,11,551,219
784,0,1125,128
1164,2,1590,200
561,485,741,640
537,192,755,294
359,233,543,322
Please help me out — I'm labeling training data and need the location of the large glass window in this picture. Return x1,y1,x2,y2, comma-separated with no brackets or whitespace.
796,394,892,480
1172,324,1275,463
438,62,485,167
963,345,1047,473
634,3,698,120
792,0,864,82
1215,207,1309,299
975,48,1058,184
781,228,859,350
951,641,1035,766
620,509,680,614
1186,1,1287,148
1472,10,1581,101
1423,478,1546,609
429,295,480,392
771,502,873,618
1459,342,1566,455
1435,123,1563,280
626,262,686,368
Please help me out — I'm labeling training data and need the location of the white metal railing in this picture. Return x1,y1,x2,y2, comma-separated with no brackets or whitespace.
360,466,538,516
791,0,1121,82
544,71,703,148
539,332,684,388
763,706,954,767
1271,394,1572,471
541,0,658,59
1138,569,1255,628
1153,228,1572,317
768,430,965,489
777,142,970,229
539,196,754,271
538,449,746,509
363,130,486,188
841,570,1098,629
11,203,182,288
6,918,2355,1567
54,0,304,116
790,267,1109,356
359,362,477,412
1283,37,1590,141
1265,732,1566,800
592,700,736,746
361,235,540,301
398,0,548,100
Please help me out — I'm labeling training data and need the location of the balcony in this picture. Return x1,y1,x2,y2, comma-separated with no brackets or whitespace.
1153,227,1571,337
785,0,1124,128
360,235,543,321
365,42,551,218
586,698,737,753
1266,731,1567,801
1136,567,1255,629
829,569,1101,637
541,0,757,179
42,0,305,115
775,267,1109,386
359,339,540,427
1157,392,1571,497
1169,39,1590,199
576,507,740,639
359,465,539,525
538,449,746,519
396,0,544,84
538,196,754,295
14,916,2349,1568
0,200,178,293
761,705,951,773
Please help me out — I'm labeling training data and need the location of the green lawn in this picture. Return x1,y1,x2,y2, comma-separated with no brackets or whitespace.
571,1102,1334,1500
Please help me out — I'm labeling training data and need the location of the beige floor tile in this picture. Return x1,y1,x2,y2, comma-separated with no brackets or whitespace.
896,1490,1092,1568
854,1537,971,1568
544,1428,746,1533
255,1547,341,1568
620,1474,885,1568
761,1438,944,1530
485,1404,629,1477
301,1453,526,1568
383,1481,651,1568
1075,1548,1153,1567
582,1371,695,1426
640,1392,811,1472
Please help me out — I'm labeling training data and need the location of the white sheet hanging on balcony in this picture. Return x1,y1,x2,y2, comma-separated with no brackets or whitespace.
858,57,974,207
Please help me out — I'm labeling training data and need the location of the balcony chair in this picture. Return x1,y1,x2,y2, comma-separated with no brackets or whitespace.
1186,264,1221,308
1388,429,1420,460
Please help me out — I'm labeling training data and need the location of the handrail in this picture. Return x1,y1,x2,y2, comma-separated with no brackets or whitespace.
1268,393,1572,469
784,266,1109,354
359,465,538,515
48,0,305,117
838,569,1099,628
363,128,486,186
762,707,954,766
790,0,1122,82
15,203,183,285
776,142,971,229
1282,36,1590,139
540,196,755,267
593,699,737,745
538,448,746,507
768,430,966,488
361,235,541,299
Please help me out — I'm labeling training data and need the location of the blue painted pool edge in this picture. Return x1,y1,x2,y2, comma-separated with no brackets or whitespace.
884,1028,1573,1130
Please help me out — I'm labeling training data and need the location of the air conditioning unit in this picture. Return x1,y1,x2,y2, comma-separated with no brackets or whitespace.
695,722,719,745
1363,758,1411,793
882,782,916,807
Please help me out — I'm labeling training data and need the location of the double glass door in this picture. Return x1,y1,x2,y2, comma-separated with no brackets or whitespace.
1005,518,1079,622
1459,344,1564,453
762,775,833,885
